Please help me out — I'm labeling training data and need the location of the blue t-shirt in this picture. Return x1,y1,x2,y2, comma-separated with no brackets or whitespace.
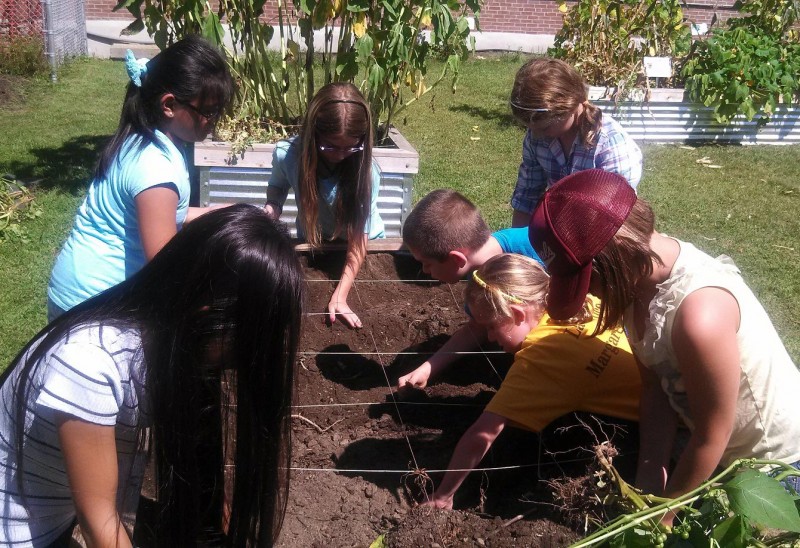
268,138,385,240
48,131,190,311
493,227,543,266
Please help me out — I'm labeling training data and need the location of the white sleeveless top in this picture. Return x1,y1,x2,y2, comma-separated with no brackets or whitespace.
624,238,800,467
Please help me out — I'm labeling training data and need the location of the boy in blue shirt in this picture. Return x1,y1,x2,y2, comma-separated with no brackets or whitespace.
402,189,542,284
399,189,543,388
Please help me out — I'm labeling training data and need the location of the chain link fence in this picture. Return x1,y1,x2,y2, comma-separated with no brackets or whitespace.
1,0,87,79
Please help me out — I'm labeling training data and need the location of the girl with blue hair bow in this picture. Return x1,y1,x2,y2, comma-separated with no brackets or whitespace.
47,35,234,320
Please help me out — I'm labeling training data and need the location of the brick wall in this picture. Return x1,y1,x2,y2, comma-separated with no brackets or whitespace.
473,0,738,33
88,0,739,34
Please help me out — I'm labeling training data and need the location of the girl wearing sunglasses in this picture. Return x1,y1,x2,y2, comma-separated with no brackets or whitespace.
266,82,385,329
47,36,234,321
508,57,643,229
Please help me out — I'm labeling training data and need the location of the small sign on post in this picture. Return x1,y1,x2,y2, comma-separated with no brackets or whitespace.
643,56,672,79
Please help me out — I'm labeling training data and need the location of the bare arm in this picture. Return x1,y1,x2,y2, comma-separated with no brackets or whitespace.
661,287,741,499
397,322,488,389
327,234,368,328
135,186,180,262
264,185,289,220
136,187,229,260
184,204,227,223
57,414,132,548
425,412,507,509
635,361,678,495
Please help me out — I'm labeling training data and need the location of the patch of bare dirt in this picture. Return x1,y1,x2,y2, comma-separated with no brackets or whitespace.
275,252,639,547
385,506,579,547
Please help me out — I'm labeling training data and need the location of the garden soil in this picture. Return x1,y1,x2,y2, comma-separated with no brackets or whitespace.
133,251,639,547
275,251,639,547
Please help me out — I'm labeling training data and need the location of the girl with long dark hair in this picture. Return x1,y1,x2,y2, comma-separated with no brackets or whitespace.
1,204,303,546
47,35,235,320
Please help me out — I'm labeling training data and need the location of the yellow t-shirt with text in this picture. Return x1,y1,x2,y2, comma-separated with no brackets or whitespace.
485,296,641,432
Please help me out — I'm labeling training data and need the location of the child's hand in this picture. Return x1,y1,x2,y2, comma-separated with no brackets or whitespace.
397,362,432,390
420,493,453,510
327,297,362,329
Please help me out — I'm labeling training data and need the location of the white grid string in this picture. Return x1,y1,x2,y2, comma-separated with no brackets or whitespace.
236,453,594,472
351,281,423,472
299,350,505,356
287,460,591,474
305,278,459,283
292,401,485,409
294,272,560,484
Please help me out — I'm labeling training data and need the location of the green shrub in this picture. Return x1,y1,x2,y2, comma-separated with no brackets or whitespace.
116,0,482,142
681,0,799,123
572,452,800,547
549,0,691,92
0,176,42,243
0,35,48,76
682,26,800,123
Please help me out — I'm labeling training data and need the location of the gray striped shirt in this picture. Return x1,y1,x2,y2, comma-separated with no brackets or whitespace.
0,324,148,546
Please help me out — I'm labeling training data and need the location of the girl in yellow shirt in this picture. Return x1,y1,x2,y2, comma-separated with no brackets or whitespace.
419,253,640,509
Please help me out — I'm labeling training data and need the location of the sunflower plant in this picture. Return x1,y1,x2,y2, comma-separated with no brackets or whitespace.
115,0,482,142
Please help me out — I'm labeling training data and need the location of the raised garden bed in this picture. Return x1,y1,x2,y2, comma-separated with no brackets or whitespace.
129,251,640,546
276,251,640,546
589,87,800,145
194,127,418,238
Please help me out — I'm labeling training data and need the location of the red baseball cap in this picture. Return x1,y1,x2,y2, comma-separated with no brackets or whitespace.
528,169,636,320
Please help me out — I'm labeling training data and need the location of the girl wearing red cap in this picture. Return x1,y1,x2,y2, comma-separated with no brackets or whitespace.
529,169,800,500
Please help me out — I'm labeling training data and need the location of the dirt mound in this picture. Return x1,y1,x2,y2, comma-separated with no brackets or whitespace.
384,506,580,547
0,74,25,109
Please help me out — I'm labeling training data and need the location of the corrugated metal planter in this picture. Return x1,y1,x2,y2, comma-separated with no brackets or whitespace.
195,126,418,238
589,87,800,145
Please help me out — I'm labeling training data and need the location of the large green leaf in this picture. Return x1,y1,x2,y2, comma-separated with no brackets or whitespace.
346,0,369,11
335,51,359,80
113,0,140,12
298,0,315,15
711,515,749,547
367,63,386,93
723,469,800,532
355,35,374,63
201,12,225,46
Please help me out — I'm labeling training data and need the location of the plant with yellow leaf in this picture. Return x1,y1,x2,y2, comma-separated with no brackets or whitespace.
115,0,482,142
549,0,691,96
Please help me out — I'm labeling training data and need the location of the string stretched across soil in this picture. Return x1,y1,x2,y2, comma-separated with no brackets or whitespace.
275,251,639,547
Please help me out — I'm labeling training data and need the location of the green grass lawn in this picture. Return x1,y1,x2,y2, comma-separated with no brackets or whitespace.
1,53,798,368
0,58,125,366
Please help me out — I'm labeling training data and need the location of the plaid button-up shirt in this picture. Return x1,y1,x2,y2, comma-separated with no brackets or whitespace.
511,114,643,214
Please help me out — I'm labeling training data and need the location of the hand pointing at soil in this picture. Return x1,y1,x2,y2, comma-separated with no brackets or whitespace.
397,362,433,390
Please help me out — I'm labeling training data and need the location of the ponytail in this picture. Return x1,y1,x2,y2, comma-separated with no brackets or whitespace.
579,100,603,148
94,35,234,179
